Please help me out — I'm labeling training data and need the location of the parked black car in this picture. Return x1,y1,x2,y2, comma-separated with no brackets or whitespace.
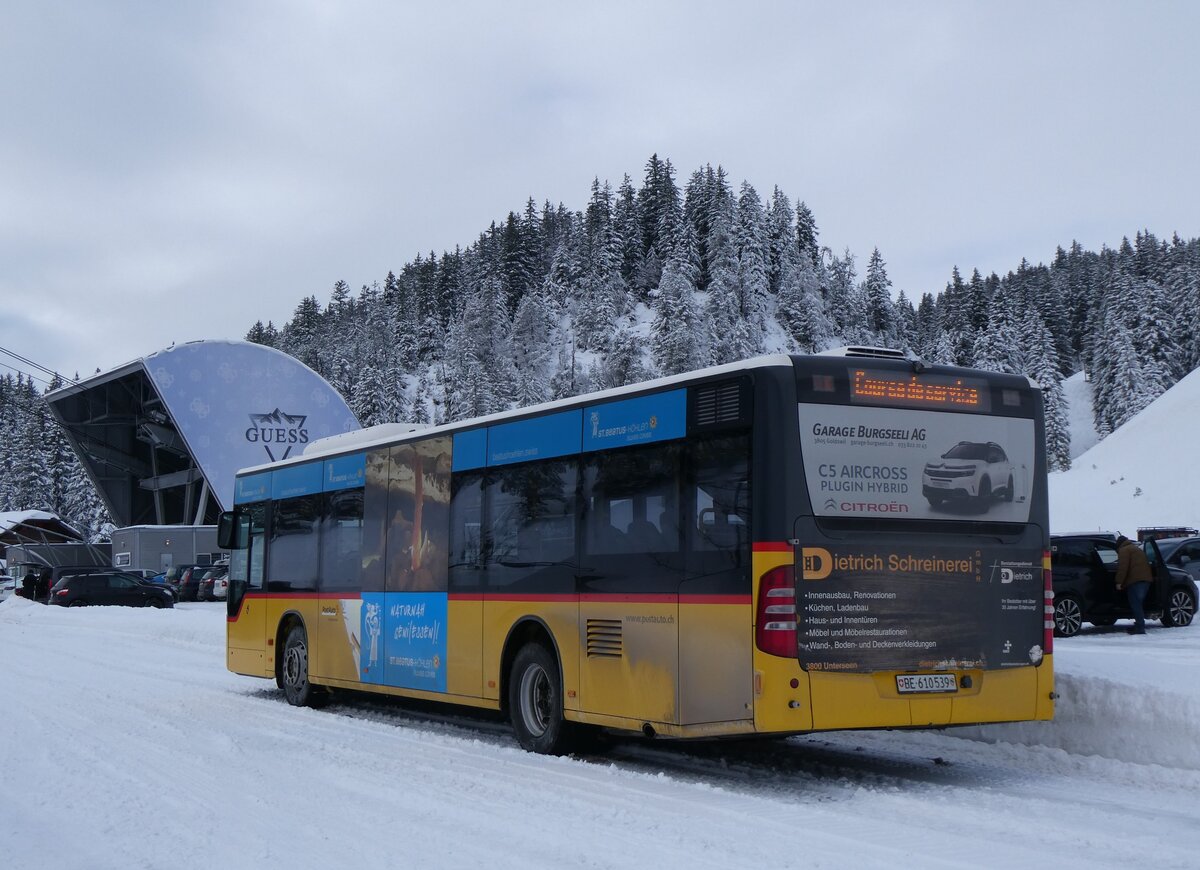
167,565,203,602
49,571,175,608
1050,533,1198,636
196,565,228,601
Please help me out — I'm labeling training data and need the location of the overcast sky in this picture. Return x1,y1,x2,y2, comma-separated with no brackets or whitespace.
3,1,1198,385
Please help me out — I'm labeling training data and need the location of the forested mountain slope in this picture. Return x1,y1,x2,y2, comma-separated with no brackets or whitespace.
4,155,1197,540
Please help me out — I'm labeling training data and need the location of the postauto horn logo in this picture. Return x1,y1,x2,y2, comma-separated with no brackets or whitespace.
246,408,309,461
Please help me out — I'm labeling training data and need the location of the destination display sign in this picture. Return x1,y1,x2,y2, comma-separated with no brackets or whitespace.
850,368,990,412
797,543,1043,673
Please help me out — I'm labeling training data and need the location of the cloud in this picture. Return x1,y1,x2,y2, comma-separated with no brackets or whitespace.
2,1,1198,379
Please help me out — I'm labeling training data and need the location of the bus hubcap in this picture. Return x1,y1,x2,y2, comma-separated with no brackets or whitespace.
519,664,551,737
285,642,306,688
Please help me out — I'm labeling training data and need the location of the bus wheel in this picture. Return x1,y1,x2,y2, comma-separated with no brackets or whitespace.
509,643,571,755
1161,588,1196,627
1053,595,1083,638
281,625,330,709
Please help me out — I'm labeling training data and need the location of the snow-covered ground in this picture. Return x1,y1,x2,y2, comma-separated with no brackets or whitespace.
3,594,1199,870
1062,370,1100,460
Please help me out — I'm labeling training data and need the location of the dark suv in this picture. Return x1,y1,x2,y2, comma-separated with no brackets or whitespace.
1156,537,1200,587
164,564,200,601
1050,533,1198,636
49,571,175,608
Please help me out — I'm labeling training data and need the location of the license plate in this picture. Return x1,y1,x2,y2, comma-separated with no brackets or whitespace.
896,673,957,694
929,479,949,488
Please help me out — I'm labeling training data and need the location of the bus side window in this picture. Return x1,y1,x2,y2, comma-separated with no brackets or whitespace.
486,461,577,589
269,495,320,592
321,488,364,592
690,435,750,556
228,502,265,616
582,444,681,558
449,473,484,593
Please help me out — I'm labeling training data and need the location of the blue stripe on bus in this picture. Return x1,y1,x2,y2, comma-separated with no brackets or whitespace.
452,429,488,472
234,471,272,504
271,462,323,499
584,389,686,450
487,409,582,467
324,452,366,491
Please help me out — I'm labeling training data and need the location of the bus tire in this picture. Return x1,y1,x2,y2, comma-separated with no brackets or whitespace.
1053,595,1083,638
281,624,331,709
509,643,572,755
1161,587,1196,627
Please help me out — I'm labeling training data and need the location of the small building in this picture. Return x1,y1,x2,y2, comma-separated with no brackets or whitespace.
0,510,85,569
110,525,221,573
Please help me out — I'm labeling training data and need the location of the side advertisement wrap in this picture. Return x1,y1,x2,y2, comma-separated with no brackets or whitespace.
359,592,448,693
798,403,1036,522
798,543,1043,672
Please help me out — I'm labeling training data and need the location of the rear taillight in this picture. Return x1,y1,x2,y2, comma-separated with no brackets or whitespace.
756,565,797,658
55,589,68,597
1043,549,1054,655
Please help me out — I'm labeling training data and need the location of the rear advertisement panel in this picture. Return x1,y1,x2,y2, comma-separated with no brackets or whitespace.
798,403,1036,523
798,543,1043,672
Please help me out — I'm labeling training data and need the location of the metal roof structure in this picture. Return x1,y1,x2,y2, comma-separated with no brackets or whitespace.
45,340,359,527
0,510,84,564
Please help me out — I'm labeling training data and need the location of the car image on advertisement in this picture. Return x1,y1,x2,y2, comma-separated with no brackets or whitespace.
922,440,1015,508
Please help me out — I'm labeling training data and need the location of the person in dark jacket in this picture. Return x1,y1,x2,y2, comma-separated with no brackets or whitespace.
20,571,38,600
1115,534,1153,634
34,570,52,604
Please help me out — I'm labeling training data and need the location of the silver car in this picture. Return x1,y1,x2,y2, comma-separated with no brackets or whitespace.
922,440,1015,506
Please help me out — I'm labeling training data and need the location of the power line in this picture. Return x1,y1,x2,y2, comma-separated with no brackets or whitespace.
0,344,79,387
0,359,56,389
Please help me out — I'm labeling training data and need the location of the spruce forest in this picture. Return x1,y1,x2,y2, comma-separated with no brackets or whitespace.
4,155,1199,540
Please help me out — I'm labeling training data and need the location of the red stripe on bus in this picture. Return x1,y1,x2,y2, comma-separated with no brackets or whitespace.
753,541,792,552
447,593,751,605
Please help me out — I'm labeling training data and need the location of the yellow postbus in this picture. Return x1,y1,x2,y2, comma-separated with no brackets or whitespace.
221,349,1054,753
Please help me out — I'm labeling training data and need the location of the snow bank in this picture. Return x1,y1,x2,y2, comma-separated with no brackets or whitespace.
1049,366,1200,533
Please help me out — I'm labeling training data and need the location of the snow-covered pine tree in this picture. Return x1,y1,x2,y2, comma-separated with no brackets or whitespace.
1021,311,1071,470
972,290,1022,374
765,186,794,295
863,248,898,346
795,201,820,269
776,236,831,352
511,288,556,407
704,199,744,365
730,181,769,355
652,254,706,376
